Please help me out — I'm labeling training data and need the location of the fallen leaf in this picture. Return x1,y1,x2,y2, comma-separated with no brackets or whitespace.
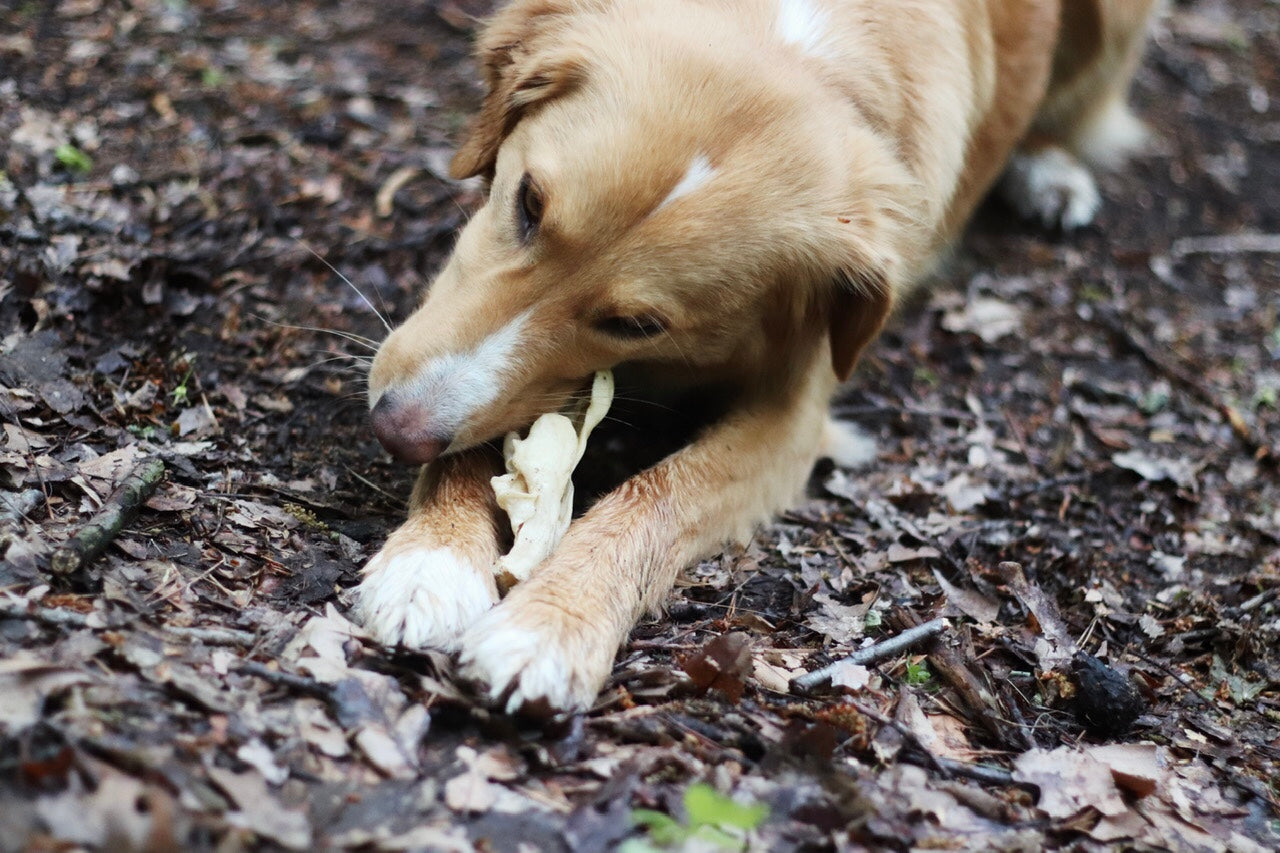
934,569,1001,624
804,593,870,644
1113,450,1199,491
1013,746,1128,819
207,766,312,850
680,632,754,702
0,655,93,731
941,297,1024,343
827,661,871,691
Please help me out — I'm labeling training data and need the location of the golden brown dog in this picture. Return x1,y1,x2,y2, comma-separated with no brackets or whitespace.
353,0,1155,713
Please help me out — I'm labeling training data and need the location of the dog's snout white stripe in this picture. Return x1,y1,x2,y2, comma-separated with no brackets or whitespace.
777,0,832,58
656,154,715,211
384,309,531,433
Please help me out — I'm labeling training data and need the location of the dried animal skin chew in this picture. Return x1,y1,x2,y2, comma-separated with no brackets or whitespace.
491,370,614,589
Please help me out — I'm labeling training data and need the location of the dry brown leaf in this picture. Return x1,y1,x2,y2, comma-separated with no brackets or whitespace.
680,632,753,702
1013,746,1127,819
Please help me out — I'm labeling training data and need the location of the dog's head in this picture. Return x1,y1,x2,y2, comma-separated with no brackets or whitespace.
368,0,917,464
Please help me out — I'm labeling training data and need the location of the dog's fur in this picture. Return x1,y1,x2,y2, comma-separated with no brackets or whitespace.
354,0,1156,713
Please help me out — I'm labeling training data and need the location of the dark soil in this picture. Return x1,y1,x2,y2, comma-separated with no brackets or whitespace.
1,0,1277,849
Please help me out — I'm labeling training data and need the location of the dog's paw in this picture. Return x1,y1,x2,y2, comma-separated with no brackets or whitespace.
998,147,1101,231
820,416,876,469
456,597,616,715
353,546,498,652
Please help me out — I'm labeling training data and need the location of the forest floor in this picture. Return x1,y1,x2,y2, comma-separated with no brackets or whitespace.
1,0,1278,850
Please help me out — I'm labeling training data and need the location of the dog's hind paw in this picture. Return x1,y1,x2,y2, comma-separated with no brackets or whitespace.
998,147,1101,231
456,595,615,715
353,546,498,652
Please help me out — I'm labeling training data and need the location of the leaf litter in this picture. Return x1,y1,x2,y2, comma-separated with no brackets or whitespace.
0,0,1278,849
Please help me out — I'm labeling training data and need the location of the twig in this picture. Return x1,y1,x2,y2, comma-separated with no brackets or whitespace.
904,752,1020,787
0,489,44,525
0,595,97,628
840,695,1023,787
1169,232,1280,257
1097,311,1273,461
1,489,45,551
791,617,949,693
50,458,166,575
162,624,258,646
235,661,330,697
897,608,1031,751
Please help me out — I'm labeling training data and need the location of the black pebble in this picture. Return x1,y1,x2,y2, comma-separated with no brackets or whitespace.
1072,652,1145,738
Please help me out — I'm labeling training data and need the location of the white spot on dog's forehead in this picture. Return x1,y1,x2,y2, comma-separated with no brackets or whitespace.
776,0,832,57
378,309,531,434
655,154,715,211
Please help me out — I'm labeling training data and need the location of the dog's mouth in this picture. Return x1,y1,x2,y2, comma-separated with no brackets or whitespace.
569,375,739,511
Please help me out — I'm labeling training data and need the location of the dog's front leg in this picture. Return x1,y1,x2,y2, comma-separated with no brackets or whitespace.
354,446,505,651
458,363,835,714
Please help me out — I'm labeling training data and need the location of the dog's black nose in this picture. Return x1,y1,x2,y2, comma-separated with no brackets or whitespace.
370,393,450,465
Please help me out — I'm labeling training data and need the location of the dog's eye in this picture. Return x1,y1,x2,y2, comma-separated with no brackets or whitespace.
595,314,668,339
516,173,544,241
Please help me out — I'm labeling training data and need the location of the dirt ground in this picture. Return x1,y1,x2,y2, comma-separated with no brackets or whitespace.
2,0,1278,850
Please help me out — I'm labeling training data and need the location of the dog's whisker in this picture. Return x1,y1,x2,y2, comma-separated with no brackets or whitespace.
253,314,382,352
294,238,394,333
297,347,375,363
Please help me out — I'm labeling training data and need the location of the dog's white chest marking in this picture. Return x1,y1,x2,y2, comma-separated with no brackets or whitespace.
398,309,530,431
776,0,833,58
656,154,715,211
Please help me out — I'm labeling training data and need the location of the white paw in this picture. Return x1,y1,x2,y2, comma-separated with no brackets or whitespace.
456,599,614,715
1078,99,1148,171
820,417,876,469
353,547,498,652
999,148,1101,230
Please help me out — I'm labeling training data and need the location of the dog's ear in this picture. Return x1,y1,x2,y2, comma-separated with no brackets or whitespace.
828,265,893,382
450,1,588,180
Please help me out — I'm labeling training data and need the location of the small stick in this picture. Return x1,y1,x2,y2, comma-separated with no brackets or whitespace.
791,617,949,693
905,753,1020,788
1170,232,1280,257
236,661,331,698
1097,311,1273,460
1,489,45,550
162,625,258,646
0,489,44,525
51,458,166,575
0,595,94,628
840,695,1022,787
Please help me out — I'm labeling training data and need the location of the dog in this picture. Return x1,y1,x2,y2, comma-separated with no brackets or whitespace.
352,0,1155,714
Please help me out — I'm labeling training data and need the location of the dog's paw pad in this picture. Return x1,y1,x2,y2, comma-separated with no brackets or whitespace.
354,547,498,651
999,148,1101,231
457,605,606,715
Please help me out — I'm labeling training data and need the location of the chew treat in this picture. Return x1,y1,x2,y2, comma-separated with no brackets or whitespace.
492,370,614,589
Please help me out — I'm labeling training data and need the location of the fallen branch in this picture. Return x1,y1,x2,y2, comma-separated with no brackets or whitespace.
236,661,332,698
0,595,96,628
1,489,44,552
1169,232,1280,257
162,625,258,646
842,695,1023,787
895,607,1031,751
791,617,948,693
50,458,166,575
903,752,1020,788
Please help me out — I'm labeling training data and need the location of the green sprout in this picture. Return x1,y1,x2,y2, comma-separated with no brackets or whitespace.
1138,387,1169,414
624,784,768,852
170,358,197,406
904,659,933,686
54,144,93,174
